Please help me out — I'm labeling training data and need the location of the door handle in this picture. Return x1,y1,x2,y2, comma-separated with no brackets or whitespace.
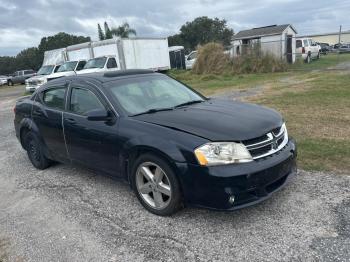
33,109,43,116
65,118,76,124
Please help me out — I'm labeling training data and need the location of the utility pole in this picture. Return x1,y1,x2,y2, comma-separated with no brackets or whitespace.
338,25,342,45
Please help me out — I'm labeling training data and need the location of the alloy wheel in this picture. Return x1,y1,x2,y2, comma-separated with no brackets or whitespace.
135,162,172,210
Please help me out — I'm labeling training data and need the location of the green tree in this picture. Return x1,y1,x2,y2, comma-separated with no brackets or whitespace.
168,16,234,51
110,22,137,38
104,22,113,39
98,23,105,40
0,32,91,74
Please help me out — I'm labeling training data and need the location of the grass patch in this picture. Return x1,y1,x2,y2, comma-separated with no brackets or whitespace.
169,55,350,173
289,53,350,70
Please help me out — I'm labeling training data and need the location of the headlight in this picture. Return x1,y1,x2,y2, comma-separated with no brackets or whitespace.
38,79,47,84
194,142,253,166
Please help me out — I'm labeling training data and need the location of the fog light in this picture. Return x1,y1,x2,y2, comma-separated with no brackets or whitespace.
228,196,235,205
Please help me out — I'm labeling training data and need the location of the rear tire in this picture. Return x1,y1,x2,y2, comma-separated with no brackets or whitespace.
24,132,51,170
130,153,183,216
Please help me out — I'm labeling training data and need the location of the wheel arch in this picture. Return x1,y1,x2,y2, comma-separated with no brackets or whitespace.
19,118,50,158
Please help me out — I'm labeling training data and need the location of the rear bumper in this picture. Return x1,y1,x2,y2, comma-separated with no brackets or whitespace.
176,138,297,210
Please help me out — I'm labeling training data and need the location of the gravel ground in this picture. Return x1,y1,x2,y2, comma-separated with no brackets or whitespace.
0,91,349,262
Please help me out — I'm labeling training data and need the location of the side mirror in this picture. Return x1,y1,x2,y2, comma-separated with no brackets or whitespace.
86,108,110,121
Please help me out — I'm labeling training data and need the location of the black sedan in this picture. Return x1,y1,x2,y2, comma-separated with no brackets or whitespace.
14,70,297,216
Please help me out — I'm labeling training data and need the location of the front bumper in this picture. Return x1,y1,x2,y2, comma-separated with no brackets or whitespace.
176,138,297,210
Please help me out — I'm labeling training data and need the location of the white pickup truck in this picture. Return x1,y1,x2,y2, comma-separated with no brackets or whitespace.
296,38,320,63
25,64,61,92
48,60,87,78
76,56,118,75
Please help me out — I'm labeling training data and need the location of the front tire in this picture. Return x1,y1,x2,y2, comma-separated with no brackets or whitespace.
24,132,51,170
131,154,183,216
305,54,311,63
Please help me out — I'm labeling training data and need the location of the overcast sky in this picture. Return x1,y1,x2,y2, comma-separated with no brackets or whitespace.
0,0,349,56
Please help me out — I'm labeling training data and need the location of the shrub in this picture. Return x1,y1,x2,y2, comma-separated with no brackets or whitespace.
192,42,287,75
192,43,230,74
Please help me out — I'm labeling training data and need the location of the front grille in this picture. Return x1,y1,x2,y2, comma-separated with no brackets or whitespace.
243,123,288,160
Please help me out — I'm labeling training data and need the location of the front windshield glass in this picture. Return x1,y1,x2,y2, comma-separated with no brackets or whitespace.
105,75,205,115
57,61,78,72
37,65,54,75
83,57,107,69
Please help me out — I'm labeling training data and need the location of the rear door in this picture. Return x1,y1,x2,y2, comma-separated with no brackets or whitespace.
63,80,121,175
32,82,69,162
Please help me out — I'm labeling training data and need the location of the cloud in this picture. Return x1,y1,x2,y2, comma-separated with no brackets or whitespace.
0,0,349,56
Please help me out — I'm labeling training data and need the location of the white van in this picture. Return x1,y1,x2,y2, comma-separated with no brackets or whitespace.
76,56,118,75
185,51,197,69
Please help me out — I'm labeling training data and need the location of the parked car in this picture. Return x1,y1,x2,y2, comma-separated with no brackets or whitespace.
185,51,197,69
47,60,86,80
8,70,36,86
14,70,297,216
76,56,118,75
317,42,330,55
338,44,350,54
0,75,9,85
296,38,320,63
25,64,61,92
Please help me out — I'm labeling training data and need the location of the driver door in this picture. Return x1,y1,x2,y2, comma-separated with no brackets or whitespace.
63,81,121,175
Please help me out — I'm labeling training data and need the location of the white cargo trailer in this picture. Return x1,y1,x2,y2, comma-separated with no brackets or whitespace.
66,42,93,61
89,37,170,71
42,48,67,66
41,37,170,75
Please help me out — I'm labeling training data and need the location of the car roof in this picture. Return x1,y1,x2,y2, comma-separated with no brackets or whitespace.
49,69,158,85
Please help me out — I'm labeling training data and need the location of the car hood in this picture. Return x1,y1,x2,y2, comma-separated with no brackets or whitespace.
48,71,75,79
133,99,283,141
76,68,104,75
26,75,48,81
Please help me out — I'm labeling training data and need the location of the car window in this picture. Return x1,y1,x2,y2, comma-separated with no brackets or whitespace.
70,87,105,116
107,58,118,69
106,75,204,115
303,40,309,47
42,87,66,110
76,61,86,71
188,52,197,60
296,40,302,48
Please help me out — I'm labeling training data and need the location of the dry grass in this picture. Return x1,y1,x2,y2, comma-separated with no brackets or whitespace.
191,42,287,75
192,43,230,74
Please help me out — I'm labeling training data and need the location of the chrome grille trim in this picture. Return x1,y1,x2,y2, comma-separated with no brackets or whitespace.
244,123,288,160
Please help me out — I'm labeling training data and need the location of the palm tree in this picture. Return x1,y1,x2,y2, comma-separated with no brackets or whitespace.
110,23,137,38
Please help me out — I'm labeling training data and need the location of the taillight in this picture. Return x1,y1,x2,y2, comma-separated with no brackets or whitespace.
302,47,305,54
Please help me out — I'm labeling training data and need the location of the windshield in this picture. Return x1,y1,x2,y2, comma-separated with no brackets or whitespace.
105,75,205,115
57,61,78,72
83,57,107,69
37,65,54,75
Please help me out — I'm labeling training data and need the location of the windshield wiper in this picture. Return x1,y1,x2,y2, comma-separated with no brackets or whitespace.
174,100,204,108
131,107,174,117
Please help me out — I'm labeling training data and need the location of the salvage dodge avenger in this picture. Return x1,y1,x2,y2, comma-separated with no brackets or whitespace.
14,70,297,216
